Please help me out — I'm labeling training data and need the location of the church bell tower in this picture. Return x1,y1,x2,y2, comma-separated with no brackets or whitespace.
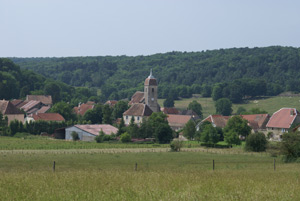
144,69,159,112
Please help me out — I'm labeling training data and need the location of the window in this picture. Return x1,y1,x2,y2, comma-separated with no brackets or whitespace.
126,116,128,119
137,117,140,120
152,88,154,92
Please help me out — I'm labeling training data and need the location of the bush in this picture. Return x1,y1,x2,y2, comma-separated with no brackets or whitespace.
200,143,231,148
71,131,79,141
280,132,300,162
14,132,31,138
245,132,268,152
120,132,131,143
170,139,183,152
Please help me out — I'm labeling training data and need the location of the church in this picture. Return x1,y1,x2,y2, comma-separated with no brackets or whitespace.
123,70,160,125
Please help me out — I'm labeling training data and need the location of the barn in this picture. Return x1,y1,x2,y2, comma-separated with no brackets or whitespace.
65,124,118,141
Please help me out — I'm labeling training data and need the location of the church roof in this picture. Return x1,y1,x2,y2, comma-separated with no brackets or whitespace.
129,91,145,105
144,69,157,86
123,103,153,117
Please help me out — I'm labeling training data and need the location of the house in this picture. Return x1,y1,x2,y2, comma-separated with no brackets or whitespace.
123,103,153,125
65,124,118,141
123,70,160,125
161,107,179,115
266,108,300,140
25,113,65,123
240,114,270,133
167,114,192,131
74,102,95,116
197,115,230,130
105,100,118,107
20,100,43,115
179,110,200,121
26,95,53,106
0,100,24,124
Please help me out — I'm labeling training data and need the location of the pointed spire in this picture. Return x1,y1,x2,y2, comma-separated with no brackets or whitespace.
148,69,155,79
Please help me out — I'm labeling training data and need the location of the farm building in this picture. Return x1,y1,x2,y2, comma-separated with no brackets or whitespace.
65,124,118,141
0,100,24,124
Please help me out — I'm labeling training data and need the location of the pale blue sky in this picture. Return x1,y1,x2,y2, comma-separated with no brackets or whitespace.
1,0,300,57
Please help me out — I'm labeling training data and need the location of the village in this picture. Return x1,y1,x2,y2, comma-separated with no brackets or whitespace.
1,70,299,146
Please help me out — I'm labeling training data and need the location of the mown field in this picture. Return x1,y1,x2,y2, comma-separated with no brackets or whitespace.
158,95,300,118
0,150,299,200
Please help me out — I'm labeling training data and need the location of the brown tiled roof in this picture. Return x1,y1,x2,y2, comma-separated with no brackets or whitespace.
74,124,118,136
240,114,270,129
32,113,65,121
266,108,299,129
36,106,51,113
21,100,41,112
123,103,153,116
161,107,179,114
74,104,94,116
144,78,157,86
105,100,118,107
26,95,52,105
180,110,198,116
11,100,28,108
129,91,145,105
167,114,192,126
202,115,230,128
0,100,24,115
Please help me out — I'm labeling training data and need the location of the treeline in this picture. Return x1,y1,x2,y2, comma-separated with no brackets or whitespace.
0,58,100,105
11,46,300,101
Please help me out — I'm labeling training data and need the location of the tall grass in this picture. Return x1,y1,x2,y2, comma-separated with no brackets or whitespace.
0,151,299,200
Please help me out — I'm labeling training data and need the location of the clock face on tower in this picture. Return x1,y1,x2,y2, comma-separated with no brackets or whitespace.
151,98,154,101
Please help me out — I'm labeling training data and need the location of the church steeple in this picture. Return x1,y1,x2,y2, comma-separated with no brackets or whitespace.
144,69,159,112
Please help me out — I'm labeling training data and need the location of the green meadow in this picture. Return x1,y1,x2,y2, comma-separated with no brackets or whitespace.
158,95,300,117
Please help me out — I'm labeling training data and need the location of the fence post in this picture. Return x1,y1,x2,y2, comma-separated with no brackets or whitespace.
213,160,215,171
274,159,276,171
53,161,56,172
135,162,137,171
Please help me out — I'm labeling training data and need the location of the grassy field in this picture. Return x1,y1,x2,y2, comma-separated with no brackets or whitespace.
159,95,300,118
0,151,299,200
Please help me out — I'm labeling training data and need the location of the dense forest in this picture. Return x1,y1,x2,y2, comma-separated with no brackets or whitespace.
0,58,97,105
6,46,300,103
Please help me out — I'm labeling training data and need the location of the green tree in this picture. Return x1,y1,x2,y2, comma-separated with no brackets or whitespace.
163,96,175,107
280,132,300,162
200,123,220,144
224,130,241,146
148,112,173,143
201,84,212,97
117,117,126,136
215,98,232,116
44,82,61,103
120,132,131,143
50,101,76,121
71,131,79,141
112,100,129,119
245,132,268,152
183,120,196,140
224,116,251,138
127,117,139,138
212,84,223,101
83,104,103,124
236,106,247,115
102,104,112,124
187,100,202,118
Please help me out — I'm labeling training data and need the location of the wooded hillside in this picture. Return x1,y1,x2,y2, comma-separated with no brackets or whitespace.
10,46,300,102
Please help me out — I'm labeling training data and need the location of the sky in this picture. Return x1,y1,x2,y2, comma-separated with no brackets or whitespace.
1,0,300,57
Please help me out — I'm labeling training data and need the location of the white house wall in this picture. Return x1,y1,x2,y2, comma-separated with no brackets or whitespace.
65,126,96,141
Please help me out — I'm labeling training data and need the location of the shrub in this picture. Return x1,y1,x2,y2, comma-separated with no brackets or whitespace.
170,139,183,152
245,132,268,152
120,132,131,143
14,132,31,138
280,132,300,162
71,131,79,141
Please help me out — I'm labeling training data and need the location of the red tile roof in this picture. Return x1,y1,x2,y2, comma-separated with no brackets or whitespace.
32,113,65,121
0,100,24,115
161,107,179,114
105,100,118,107
167,114,192,126
74,124,118,136
26,95,52,105
240,114,270,130
123,103,153,116
266,108,299,129
202,115,230,128
74,104,94,116
129,91,145,105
